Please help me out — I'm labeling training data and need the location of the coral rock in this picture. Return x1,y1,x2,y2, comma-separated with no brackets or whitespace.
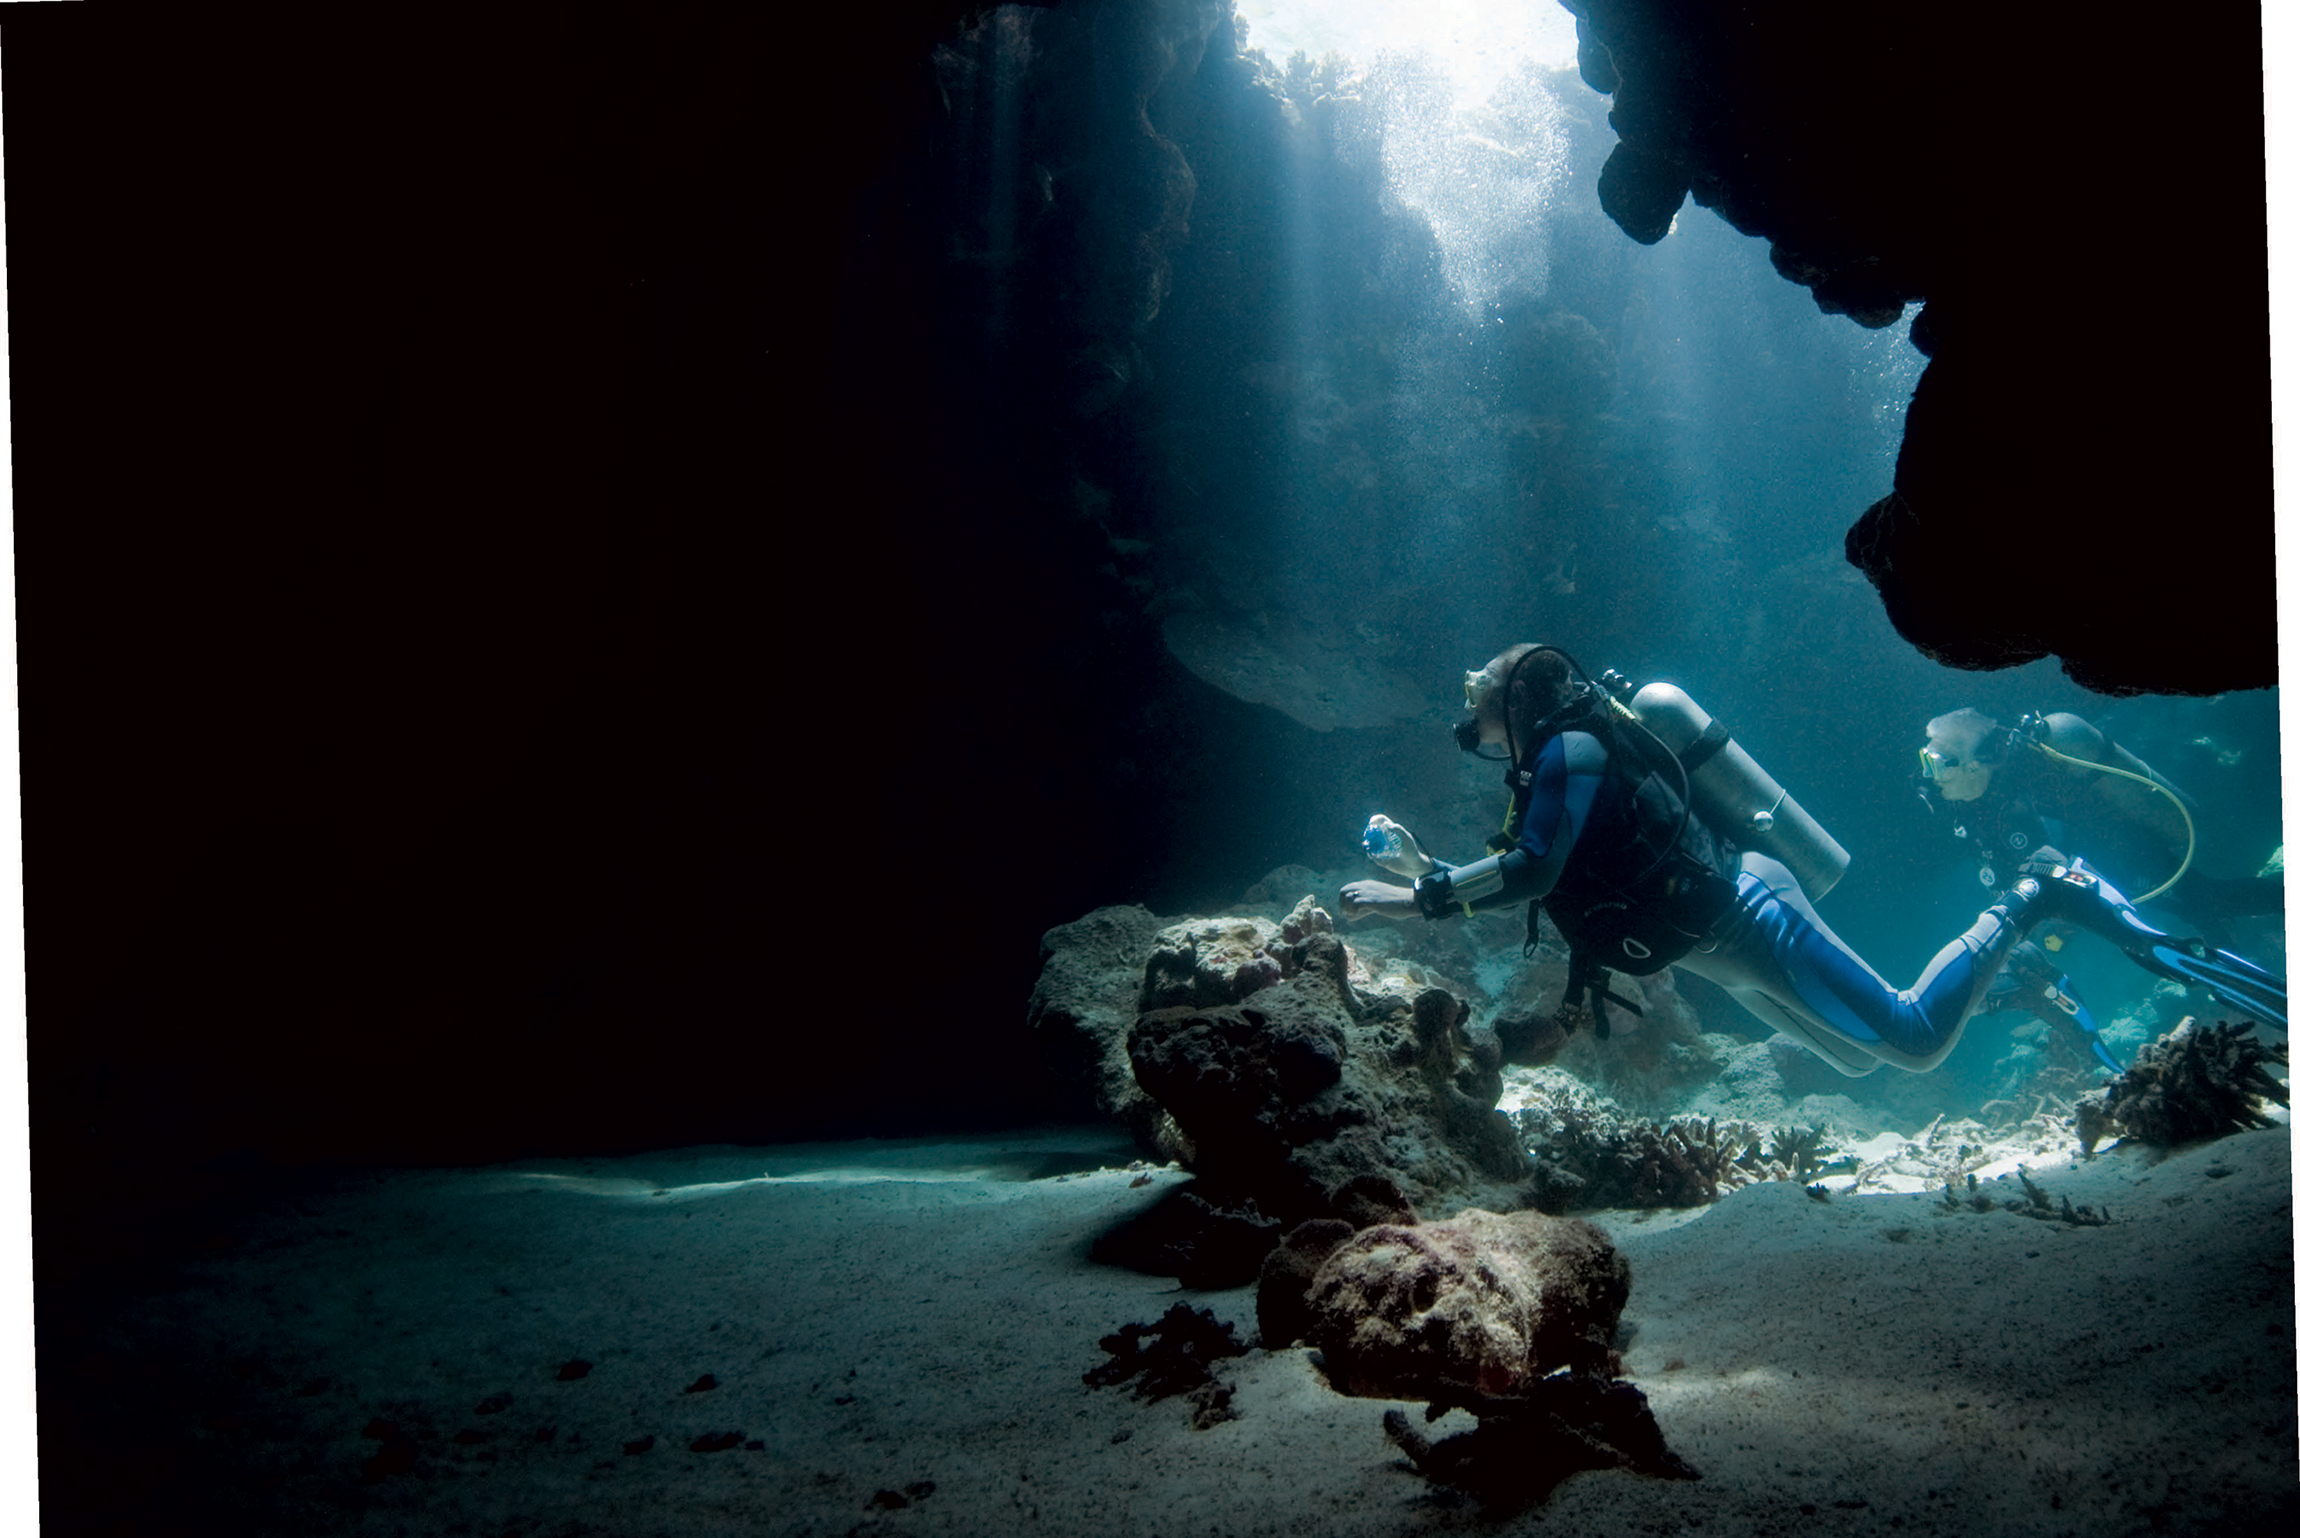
1119,900,1533,1225
1303,1208,1629,1400
1255,1217,1362,1349
2074,1018,2290,1153
1028,904,1178,1145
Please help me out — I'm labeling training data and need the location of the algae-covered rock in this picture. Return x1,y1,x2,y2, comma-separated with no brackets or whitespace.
1027,904,1174,1146
1123,897,1533,1223
1302,1207,1628,1400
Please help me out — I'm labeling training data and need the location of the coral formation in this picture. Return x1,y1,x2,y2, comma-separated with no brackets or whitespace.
1937,1167,2111,1227
1027,904,1177,1141
1038,897,1536,1286
1522,1116,1762,1211
2072,1018,2291,1155
1297,1208,1629,1400
1117,898,1533,1222
1506,1069,1834,1210
1932,1163,2106,1223
1766,1122,1838,1180
1083,1303,1247,1430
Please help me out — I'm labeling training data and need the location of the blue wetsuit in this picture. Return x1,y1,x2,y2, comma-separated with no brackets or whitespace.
1496,732,2024,1075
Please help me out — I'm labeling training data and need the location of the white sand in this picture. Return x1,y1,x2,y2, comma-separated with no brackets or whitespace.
44,1120,2297,1536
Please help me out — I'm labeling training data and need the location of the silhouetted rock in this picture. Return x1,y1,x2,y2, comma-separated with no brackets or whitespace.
1383,1371,1700,1511
1255,1217,1361,1349
1568,0,2272,695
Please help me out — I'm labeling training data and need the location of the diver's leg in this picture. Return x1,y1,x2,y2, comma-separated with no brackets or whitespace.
1698,975,1887,1077
1675,858,1883,1075
1679,854,2028,1073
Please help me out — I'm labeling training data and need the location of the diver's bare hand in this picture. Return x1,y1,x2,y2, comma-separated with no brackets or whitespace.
1339,880,1419,921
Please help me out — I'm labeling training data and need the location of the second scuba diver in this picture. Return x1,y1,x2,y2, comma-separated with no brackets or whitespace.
1341,644,2287,1073
1917,707,2284,933
1916,707,2286,1070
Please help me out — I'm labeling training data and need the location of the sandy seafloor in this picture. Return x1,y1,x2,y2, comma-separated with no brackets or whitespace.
36,1110,2298,1538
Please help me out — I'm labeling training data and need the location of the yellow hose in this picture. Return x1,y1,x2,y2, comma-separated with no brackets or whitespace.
2026,737,2196,903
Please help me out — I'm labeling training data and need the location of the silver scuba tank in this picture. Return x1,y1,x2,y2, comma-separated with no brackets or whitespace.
1627,681,1852,899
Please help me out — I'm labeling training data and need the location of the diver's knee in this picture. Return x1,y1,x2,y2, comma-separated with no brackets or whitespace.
1766,1022,1882,1077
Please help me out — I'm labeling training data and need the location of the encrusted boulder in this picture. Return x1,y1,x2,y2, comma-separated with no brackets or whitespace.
1136,907,1316,1011
1026,904,1175,1146
1120,897,1533,1222
1255,1218,1361,1350
1296,1208,1630,1400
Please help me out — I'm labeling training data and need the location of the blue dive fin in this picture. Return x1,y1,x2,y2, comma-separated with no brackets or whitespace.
2139,939,2289,1030
2035,860,2288,1032
2041,972,2124,1074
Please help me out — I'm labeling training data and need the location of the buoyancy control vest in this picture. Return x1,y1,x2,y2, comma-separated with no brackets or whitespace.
1496,688,1739,980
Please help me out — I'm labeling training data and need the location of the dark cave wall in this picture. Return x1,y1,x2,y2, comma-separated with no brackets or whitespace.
23,2,1293,1184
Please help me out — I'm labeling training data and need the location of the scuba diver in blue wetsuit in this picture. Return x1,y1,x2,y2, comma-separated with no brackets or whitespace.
1340,644,2287,1074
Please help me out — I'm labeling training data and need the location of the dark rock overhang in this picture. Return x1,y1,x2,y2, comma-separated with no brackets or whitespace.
1568,0,2275,695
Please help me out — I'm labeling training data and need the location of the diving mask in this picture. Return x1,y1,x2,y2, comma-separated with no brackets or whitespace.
1463,666,1499,712
1919,738,2000,781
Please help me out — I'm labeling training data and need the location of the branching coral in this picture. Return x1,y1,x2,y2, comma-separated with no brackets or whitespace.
1938,1166,2111,1226
1766,1123,1838,1181
1504,1072,1840,1210
1521,1115,1826,1211
2072,1018,2290,1154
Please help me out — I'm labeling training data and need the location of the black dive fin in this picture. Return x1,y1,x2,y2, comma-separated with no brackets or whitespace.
2033,860,2288,1030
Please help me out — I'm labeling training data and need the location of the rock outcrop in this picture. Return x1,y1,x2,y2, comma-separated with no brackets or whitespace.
1260,1199,1693,1509
1122,897,1534,1221
1026,904,1174,1142
1034,896,1538,1280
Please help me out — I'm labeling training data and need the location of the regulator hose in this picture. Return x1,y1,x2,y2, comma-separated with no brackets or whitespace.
2023,733,2197,904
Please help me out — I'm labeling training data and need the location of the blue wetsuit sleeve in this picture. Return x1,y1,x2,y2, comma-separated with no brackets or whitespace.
1490,733,1603,905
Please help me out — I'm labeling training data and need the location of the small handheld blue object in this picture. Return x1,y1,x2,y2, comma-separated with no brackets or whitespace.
1364,818,1401,860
